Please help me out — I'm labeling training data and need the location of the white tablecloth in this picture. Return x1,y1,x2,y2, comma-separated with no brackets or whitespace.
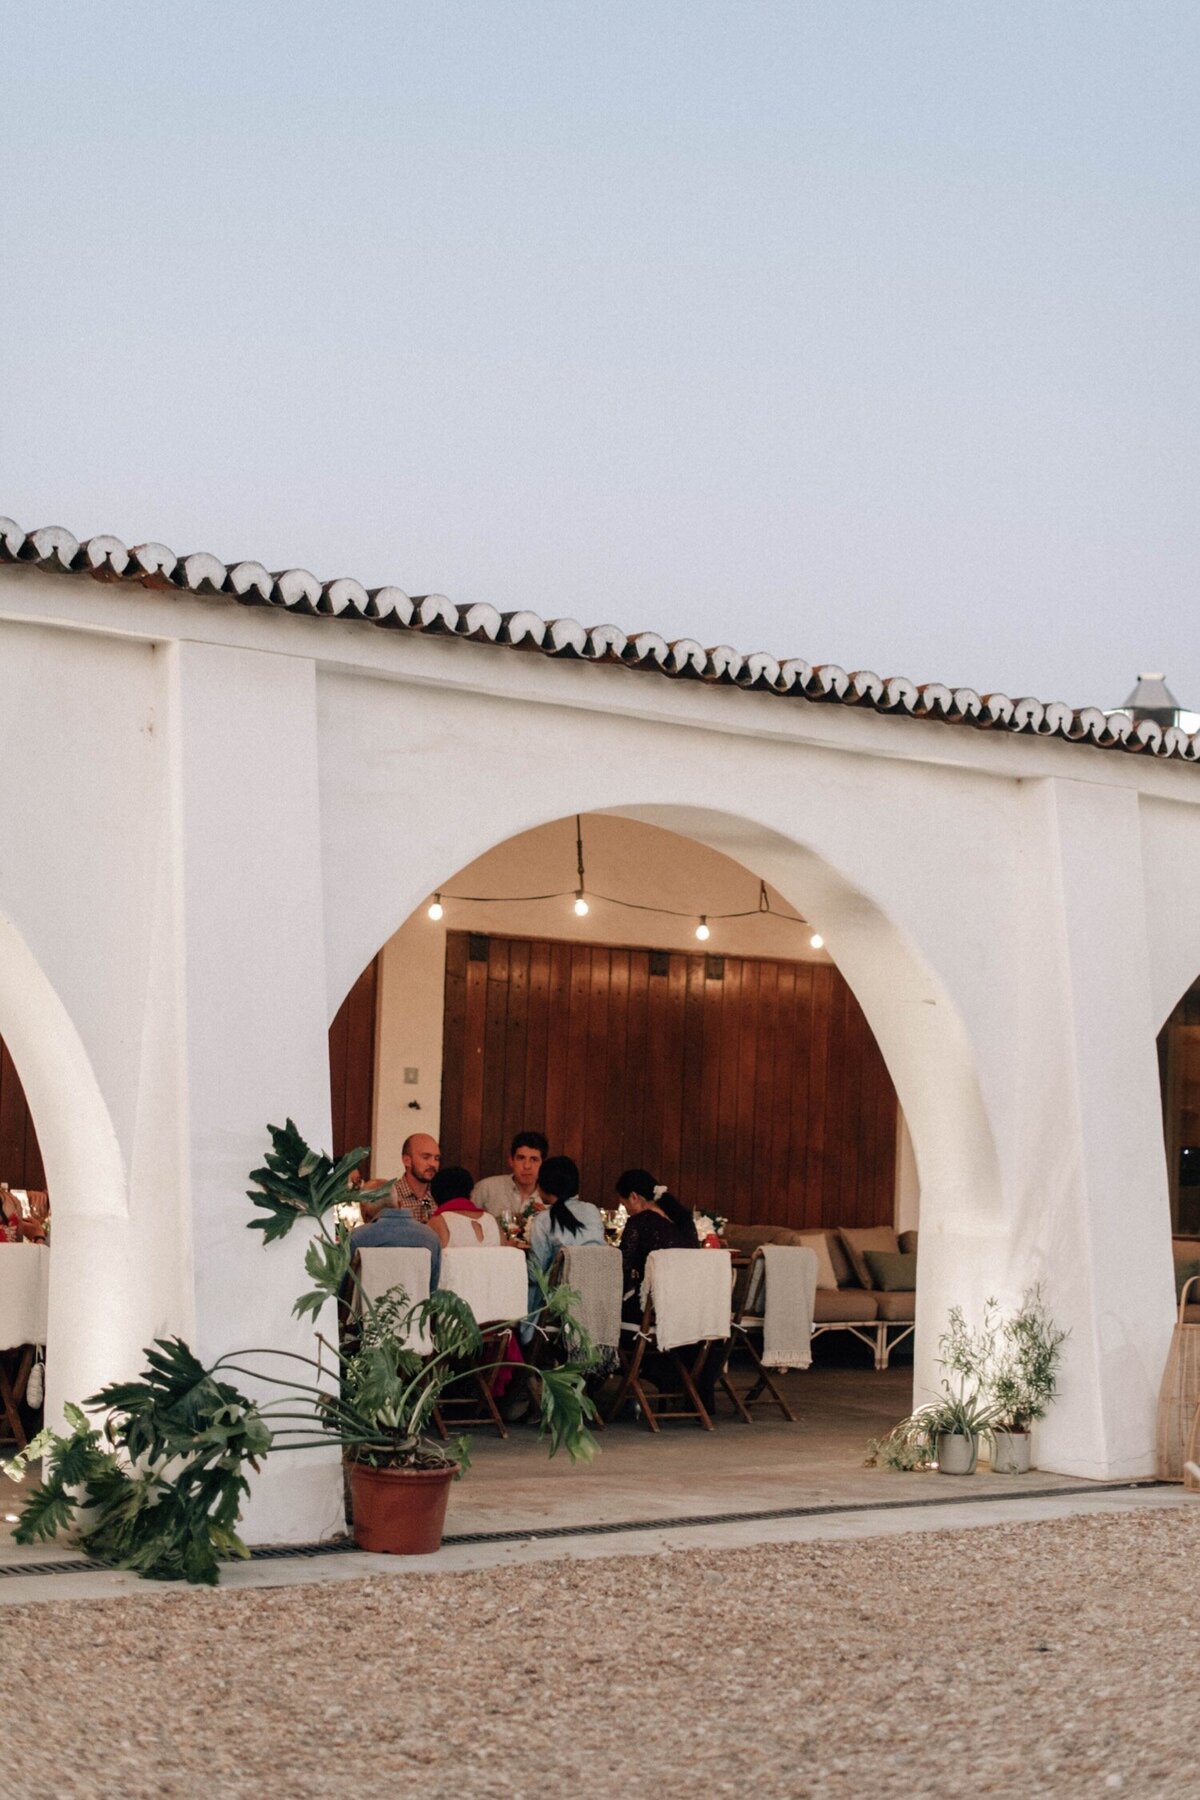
0,1243,49,1351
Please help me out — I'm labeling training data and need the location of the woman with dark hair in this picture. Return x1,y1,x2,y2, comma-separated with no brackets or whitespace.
526,1155,605,1295
427,1166,502,1249
614,1168,699,1324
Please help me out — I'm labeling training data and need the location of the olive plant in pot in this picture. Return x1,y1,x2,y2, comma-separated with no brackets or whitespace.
926,1305,1001,1475
867,1305,999,1476
987,1287,1067,1474
4,1123,598,1578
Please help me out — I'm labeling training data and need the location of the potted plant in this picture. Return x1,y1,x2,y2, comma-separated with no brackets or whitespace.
4,1122,599,1579
866,1304,999,1476
987,1286,1067,1473
927,1304,1000,1474
925,1382,1001,1475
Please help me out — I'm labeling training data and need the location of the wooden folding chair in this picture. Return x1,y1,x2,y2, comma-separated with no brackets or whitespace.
433,1247,529,1440
604,1304,716,1430
718,1249,799,1423
0,1347,35,1447
431,1325,517,1440
533,1245,624,1430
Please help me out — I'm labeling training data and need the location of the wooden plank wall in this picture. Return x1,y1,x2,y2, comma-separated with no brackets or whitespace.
328,955,379,1164
0,1040,46,1190
440,931,897,1228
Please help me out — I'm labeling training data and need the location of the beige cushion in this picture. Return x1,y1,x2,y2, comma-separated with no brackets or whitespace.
838,1225,901,1289
875,1290,916,1322
821,1231,854,1287
724,1223,778,1253
814,1287,879,1322
898,1229,918,1256
792,1231,839,1291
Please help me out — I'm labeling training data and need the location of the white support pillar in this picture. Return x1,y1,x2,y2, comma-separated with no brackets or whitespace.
1017,778,1176,1478
169,641,342,1543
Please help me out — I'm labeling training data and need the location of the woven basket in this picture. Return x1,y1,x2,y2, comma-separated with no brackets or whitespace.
1156,1274,1200,1481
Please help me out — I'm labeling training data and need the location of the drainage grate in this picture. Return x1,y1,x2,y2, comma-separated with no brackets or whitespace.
0,1478,1166,1577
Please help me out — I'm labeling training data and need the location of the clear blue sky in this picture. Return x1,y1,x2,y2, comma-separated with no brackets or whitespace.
2,3,1197,707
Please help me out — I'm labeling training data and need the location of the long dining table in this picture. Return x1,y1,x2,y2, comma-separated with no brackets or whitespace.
0,1241,49,1446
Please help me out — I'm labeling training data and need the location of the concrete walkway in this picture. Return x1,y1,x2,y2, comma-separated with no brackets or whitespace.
2,1366,1189,1605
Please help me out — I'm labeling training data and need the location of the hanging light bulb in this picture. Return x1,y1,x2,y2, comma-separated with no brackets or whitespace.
427,894,444,921
574,890,590,917
809,931,824,950
695,915,711,941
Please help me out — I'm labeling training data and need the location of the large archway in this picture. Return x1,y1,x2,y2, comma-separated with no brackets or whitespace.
0,912,127,1433
326,805,1002,1408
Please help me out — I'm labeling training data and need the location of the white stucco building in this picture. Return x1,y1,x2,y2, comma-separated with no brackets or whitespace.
0,515,1196,1543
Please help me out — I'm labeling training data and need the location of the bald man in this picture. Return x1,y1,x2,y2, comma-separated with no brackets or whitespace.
360,1132,441,1226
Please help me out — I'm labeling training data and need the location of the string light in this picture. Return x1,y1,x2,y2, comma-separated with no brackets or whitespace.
423,819,818,938
572,815,590,916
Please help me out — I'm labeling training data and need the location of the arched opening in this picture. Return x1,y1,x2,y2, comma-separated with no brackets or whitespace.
0,1034,48,1447
326,807,1002,1450
1156,981,1200,1315
0,911,126,1553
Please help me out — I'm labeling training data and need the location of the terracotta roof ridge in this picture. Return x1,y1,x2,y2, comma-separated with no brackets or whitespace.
0,515,1196,765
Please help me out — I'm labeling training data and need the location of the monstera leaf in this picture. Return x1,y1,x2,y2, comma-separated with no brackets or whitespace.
247,1118,368,1242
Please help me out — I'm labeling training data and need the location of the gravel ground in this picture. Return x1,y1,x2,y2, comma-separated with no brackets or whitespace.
3,1506,1199,1798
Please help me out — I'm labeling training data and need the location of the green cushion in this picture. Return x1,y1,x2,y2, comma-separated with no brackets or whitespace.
1175,1258,1200,1305
864,1249,917,1292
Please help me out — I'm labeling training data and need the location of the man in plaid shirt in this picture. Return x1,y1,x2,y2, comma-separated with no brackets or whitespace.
361,1133,441,1225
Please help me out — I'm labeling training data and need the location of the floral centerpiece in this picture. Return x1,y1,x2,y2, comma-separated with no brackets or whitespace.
693,1211,729,1247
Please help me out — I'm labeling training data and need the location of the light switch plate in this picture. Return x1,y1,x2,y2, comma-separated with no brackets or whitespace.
403,1067,419,1085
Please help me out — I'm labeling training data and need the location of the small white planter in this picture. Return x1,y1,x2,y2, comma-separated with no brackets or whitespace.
935,1431,978,1475
990,1428,1032,1474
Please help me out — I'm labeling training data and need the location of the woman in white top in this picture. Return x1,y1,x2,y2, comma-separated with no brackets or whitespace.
427,1167,502,1249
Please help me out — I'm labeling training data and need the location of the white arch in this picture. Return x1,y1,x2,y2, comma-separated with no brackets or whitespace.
0,911,129,1426
0,913,125,1218
334,789,1005,1410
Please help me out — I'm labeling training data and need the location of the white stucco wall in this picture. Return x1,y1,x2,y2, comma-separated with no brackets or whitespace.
0,559,1193,1534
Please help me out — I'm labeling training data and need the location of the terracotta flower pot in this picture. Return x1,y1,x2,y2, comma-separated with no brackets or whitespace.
348,1460,456,1555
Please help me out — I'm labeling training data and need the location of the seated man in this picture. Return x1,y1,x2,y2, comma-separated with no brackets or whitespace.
474,1130,549,1221
360,1133,440,1226
350,1195,441,1289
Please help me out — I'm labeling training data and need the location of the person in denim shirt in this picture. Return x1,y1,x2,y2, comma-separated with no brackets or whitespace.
524,1155,605,1326
350,1202,442,1289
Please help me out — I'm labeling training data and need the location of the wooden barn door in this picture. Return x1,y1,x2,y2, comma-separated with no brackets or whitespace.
328,956,379,1165
440,931,897,1229
0,1040,45,1190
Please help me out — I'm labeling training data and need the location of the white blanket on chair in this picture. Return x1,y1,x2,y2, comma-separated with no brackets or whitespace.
643,1248,732,1352
760,1244,817,1371
356,1246,433,1355
439,1246,527,1325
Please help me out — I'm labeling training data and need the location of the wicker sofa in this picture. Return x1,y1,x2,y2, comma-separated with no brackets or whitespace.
724,1221,917,1369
